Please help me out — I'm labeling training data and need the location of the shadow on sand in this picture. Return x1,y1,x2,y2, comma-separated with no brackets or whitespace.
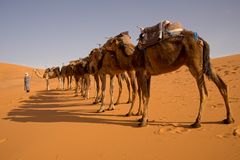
4,90,224,128
4,90,138,127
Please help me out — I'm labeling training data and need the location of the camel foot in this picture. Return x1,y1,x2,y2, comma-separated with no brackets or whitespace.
107,108,115,111
125,112,134,117
126,100,132,104
114,102,119,106
94,99,102,103
135,111,143,116
190,122,201,128
138,120,148,127
138,118,149,122
107,105,115,111
97,108,105,113
222,117,234,124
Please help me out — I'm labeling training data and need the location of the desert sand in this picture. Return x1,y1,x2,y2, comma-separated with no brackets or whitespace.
0,54,240,160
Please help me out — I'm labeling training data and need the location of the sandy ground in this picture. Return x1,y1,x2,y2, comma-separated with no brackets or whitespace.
0,55,240,160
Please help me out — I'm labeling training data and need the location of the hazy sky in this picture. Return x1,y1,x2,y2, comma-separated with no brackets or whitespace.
0,0,239,68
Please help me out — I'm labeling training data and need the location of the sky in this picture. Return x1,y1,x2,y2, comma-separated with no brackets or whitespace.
0,0,240,68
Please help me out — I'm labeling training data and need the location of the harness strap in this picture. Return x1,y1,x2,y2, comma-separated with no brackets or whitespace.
159,21,163,39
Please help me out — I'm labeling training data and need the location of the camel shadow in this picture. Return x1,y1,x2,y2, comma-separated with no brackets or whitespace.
4,90,225,128
4,90,138,127
147,120,226,128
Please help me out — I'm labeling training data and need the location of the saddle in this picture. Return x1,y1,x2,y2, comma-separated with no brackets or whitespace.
138,21,184,49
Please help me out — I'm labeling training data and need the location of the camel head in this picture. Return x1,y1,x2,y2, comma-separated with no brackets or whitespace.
80,56,91,74
71,59,88,76
88,48,103,74
102,31,135,56
43,68,50,78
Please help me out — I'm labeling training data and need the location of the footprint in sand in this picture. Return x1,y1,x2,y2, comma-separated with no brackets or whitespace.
216,133,232,138
233,66,240,71
170,127,190,134
216,67,222,72
0,138,8,144
224,70,230,75
154,125,190,135
56,154,62,160
233,127,240,137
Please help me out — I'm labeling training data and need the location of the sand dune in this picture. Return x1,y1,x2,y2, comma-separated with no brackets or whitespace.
0,55,240,160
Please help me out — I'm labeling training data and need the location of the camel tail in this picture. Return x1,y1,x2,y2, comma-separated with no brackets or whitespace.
201,38,227,89
201,39,212,79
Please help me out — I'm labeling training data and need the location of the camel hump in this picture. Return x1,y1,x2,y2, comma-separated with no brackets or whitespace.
117,31,129,37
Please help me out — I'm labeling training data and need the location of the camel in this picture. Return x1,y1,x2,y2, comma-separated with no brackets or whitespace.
88,48,136,113
70,58,91,98
61,64,74,90
103,31,234,128
79,74,91,99
43,67,62,90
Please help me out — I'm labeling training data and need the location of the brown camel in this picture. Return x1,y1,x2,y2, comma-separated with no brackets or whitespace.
43,67,62,90
88,48,136,113
70,58,91,98
61,64,74,90
103,31,234,128
101,37,140,116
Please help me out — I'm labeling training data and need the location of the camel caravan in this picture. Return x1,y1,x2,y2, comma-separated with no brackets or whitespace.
35,20,234,128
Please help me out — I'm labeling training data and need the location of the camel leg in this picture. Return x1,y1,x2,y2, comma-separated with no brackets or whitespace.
85,76,90,99
83,75,90,99
124,72,132,103
108,75,115,110
59,77,63,90
136,71,143,116
74,76,79,96
46,78,50,91
93,74,100,104
57,77,60,90
191,78,206,128
63,77,66,90
80,77,84,97
209,72,234,124
139,74,151,127
45,73,50,91
82,78,86,98
188,66,207,128
115,74,122,105
97,74,106,113
61,77,63,90
62,77,65,90
66,77,69,90
69,76,73,90
98,74,104,103
126,71,137,116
